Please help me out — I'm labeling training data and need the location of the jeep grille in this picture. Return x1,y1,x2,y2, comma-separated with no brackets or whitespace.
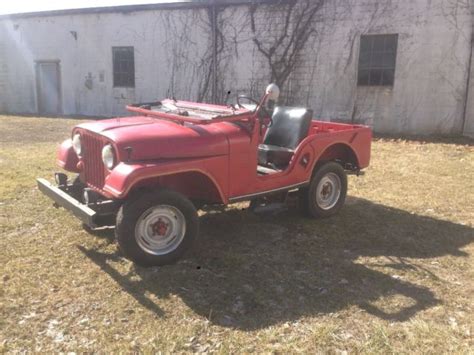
81,131,107,189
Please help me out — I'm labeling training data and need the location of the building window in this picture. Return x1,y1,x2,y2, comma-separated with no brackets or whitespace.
358,34,398,86
112,47,135,87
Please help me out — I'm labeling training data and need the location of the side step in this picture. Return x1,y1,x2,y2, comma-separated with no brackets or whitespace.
250,202,288,215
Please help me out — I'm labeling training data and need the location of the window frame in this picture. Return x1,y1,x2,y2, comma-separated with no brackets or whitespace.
112,46,135,88
357,34,398,87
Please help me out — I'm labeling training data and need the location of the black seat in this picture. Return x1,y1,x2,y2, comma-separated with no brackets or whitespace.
258,106,313,168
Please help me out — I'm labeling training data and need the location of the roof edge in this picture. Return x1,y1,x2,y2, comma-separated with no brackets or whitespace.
0,0,283,20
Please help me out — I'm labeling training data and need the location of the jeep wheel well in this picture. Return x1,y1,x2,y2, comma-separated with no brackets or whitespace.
128,171,224,205
315,143,359,172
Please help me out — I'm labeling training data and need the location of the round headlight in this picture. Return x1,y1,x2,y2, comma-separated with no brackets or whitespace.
102,144,115,169
72,134,82,156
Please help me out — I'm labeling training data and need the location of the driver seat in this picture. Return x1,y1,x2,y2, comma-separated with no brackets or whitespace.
258,106,313,169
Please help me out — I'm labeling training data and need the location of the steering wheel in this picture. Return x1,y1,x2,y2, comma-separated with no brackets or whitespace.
236,95,272,127
236,95,260,109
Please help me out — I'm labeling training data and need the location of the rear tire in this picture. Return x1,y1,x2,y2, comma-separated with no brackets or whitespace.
300,162,347,218
115,189,199,266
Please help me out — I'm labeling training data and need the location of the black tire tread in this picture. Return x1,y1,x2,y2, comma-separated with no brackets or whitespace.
115,189,199,266
300,161,348,218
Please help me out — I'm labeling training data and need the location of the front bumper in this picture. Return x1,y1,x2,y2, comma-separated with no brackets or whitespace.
37,178,97,228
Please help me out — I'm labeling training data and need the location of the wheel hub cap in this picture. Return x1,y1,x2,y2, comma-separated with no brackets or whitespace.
316,172,341,210
135,205,186,255
152,218,169,236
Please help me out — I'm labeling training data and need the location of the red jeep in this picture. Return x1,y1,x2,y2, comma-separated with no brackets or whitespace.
37,84,371,266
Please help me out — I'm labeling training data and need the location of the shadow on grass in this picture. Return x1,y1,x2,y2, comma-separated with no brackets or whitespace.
78,197,473,330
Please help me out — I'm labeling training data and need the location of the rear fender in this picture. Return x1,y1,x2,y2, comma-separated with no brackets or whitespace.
307,128,372,174
286,138,359,181
316,143,359,169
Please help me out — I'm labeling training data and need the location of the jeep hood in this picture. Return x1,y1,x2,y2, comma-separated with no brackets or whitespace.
76,116,229,160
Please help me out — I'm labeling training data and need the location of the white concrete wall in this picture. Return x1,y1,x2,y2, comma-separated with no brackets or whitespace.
464,45,474,137
0,8,211,116
0,0,472,135
462,2,474,138
224,0,472,135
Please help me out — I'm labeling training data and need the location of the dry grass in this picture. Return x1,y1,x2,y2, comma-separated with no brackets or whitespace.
0,115,473,353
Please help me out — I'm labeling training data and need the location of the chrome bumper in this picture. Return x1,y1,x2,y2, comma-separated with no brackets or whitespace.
36,178,97,228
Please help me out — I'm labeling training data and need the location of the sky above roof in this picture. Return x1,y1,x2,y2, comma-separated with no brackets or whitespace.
0,0,183,15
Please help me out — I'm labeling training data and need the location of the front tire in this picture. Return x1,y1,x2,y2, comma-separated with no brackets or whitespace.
300,162,348,218
115,189,199,266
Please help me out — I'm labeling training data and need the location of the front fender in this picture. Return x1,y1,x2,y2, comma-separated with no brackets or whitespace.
57,139,80,172
102,156,228,202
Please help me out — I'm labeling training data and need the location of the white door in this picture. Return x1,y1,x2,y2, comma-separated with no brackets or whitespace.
36,61,61,115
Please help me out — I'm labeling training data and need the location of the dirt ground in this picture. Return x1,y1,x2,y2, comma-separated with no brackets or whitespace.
0,115,473,352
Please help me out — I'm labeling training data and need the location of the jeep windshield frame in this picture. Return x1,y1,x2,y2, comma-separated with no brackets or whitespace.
126,99,256,125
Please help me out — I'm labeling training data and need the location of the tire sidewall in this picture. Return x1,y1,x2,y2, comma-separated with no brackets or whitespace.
306,162,347,218
115,189,199,266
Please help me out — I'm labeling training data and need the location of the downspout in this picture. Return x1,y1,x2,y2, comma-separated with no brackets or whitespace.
461,4,473,135
210,0,218,104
